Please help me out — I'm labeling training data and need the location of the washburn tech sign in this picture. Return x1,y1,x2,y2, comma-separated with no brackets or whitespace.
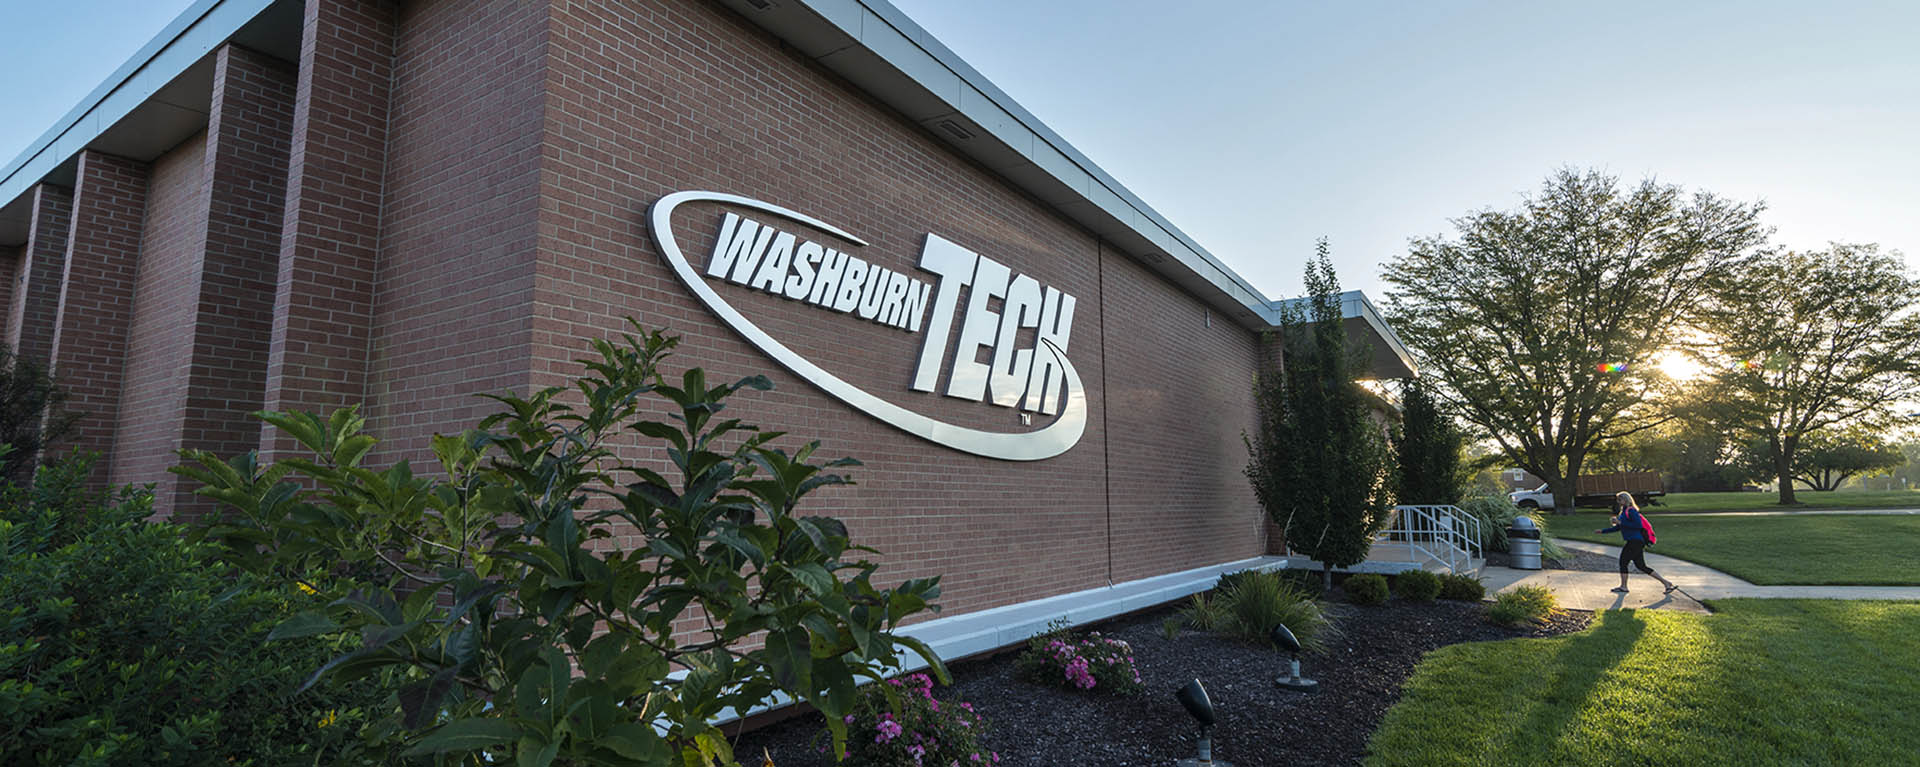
648,191,1086,461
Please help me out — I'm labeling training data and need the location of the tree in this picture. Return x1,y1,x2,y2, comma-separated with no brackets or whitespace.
1694,244,1920,504
176,324,945,765
1383,168,1767,513
1247,243,1396,589
0,345,80,482
1394,375,1465,505
1736,430,1905,492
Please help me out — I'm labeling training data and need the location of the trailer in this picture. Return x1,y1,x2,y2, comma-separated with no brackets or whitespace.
1509,471,1665,509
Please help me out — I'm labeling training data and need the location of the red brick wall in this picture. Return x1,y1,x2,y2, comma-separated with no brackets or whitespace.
363,0,546,464
1101,246,1266,582
50,150,150,479
9,185,73,371
111,134,208,508
515,0,1265,620
261,0,396,461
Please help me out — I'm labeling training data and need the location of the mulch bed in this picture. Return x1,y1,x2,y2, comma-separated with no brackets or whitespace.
736,596,1592,767
1486,548,1619,572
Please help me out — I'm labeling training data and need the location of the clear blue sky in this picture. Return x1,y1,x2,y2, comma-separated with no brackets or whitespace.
5,0,1916,302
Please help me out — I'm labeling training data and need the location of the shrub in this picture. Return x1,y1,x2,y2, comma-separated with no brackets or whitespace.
1345,573,1390,605
1215,567,1263,593
1182,592,1231,632
1014,626,1144,696
1220,569,1335,652
835,673,996,767
1395,569,1442,602
174,323,946,763
0,452,389,766
1488,585,1560,627
1438,573,1486,601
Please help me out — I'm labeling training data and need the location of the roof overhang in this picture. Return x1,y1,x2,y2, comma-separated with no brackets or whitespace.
0,0,300,245
1268,291,1418,380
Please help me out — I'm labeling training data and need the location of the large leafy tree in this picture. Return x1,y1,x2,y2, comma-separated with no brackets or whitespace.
1247,243,1396,589
1695,244,1920,504
1383,168,1767,513
1394,375,1465,505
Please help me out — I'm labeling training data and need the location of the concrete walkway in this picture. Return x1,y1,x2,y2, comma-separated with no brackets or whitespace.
1479,540,1920,615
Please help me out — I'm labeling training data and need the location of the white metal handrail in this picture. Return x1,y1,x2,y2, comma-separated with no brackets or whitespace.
1379,505,1482,574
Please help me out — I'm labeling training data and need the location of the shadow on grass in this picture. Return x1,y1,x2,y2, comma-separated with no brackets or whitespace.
1365,610,1648,766
1485,610,1646,759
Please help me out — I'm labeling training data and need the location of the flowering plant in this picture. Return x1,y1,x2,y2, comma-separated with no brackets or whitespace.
1013,628,1145,696
829,673,997,766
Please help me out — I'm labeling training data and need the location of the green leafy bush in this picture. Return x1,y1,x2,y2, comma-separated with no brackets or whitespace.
1488,585,1560,627
1345,573,1389,606
1014,626,1144,695
1438,573,1486,601
1394,570,1442,602
174,323,946,764
0,452,388,766
834,672,995,766
1458,495,1569,559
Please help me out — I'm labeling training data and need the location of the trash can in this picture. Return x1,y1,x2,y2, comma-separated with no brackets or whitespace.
1507,516,1542,570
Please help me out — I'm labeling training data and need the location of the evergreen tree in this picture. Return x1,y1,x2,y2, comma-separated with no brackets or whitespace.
1246,242,1396,589
1395,376,1465,505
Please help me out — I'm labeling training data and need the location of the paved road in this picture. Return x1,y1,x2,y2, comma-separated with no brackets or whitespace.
1480,540,1920,615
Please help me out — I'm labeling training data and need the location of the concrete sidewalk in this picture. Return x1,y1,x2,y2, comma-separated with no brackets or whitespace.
1479,540,1920,615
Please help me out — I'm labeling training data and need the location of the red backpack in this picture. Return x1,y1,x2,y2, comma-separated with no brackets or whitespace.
1638,512,1657,544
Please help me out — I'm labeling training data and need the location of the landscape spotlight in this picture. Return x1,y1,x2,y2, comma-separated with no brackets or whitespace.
1271,623,1318,692
1173,679,1232,767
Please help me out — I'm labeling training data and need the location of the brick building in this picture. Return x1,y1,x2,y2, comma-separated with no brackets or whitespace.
0,0,1413,658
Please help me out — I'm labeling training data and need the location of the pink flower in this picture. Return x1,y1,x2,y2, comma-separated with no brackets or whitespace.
876,719,903,743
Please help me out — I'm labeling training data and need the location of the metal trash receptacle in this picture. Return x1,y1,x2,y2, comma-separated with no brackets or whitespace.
1507,516,1542,570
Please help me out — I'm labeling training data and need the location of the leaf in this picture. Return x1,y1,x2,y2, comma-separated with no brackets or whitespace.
398,667,459,729
266,611,338,641
517,734,560,767
401,718,525,756
890,634,951,685
599,722,671,762
789,562,835,598
764,628,811,693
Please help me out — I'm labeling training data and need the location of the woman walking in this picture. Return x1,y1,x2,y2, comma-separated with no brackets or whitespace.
1596,491,1677,594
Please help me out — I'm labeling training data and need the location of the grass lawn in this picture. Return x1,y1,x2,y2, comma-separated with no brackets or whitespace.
1553,513,1920,586
1366,600,1920,767
1650,489,1920,512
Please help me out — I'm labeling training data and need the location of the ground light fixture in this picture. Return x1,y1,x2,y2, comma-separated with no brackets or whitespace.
1173,678,1233,767
1271,623,1319,692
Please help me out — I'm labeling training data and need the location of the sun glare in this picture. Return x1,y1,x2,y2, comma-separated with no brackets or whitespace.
1655,350,1704,381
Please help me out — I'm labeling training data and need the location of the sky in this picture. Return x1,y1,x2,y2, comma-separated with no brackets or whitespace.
3,0,1917,304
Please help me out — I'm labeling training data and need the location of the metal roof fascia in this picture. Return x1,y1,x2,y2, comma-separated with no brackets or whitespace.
0,0,272,207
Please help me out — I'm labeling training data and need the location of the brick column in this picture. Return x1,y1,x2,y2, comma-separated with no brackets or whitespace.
156,44,301,520
260,0,394,460
8,185,73,370
49,151,150,479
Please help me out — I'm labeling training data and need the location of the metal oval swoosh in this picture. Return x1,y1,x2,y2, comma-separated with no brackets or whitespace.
648,190,1087,461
